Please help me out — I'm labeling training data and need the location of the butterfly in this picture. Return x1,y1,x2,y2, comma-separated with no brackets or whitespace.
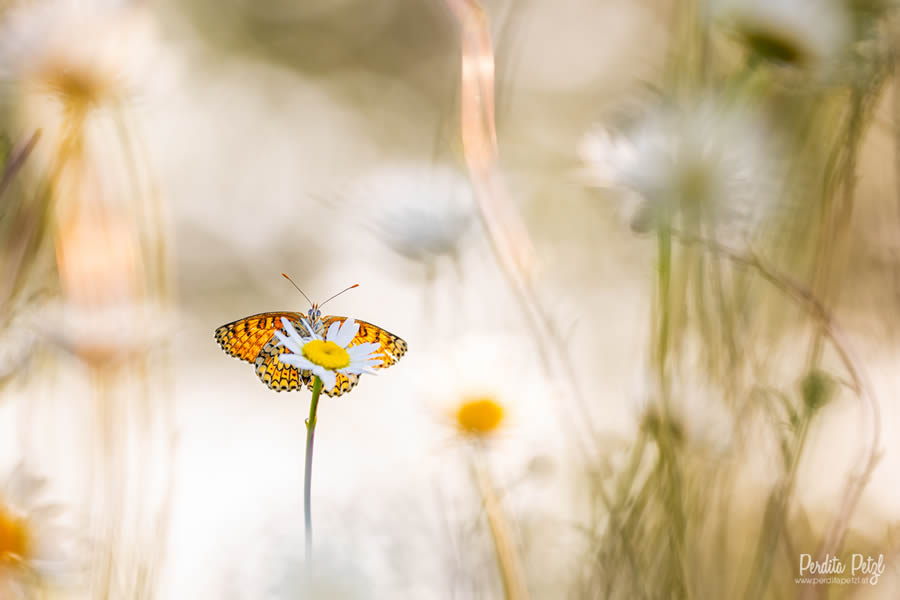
214,278,407,397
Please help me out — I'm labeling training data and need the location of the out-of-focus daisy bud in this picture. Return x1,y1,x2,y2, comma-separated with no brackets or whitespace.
355,162,476,263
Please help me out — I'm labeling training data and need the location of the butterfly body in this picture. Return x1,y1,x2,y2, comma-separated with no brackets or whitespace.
214,307,407,397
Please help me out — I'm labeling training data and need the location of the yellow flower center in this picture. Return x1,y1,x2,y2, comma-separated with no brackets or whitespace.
456,398,505,436
302,339,350,370
0,501,29,566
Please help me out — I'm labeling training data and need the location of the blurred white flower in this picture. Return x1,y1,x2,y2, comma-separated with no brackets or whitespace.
355,162,476,262
0,464,73,598
0,0,142,100
419,333,555,459
630,369,737,456
580,97,784,245
34,302,171,368
0,0,155,166
707,0,853,71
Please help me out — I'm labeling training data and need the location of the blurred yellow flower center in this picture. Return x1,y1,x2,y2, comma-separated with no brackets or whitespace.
302,340,350,370
0,502,29,565
456,398,504,435
44,68,107,109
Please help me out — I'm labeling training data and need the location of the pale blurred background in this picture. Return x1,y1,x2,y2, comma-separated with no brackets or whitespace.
1,0,900,598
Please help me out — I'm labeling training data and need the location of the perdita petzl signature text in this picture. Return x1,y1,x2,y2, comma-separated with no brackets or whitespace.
799,554,885,584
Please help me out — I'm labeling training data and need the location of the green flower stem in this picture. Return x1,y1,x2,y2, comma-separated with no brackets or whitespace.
304,376,323,559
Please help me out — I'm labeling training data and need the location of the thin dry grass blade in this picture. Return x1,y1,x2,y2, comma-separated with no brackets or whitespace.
444,0,535,285
443,0,598,456
0,130,43,315
473,459,531,600
0,130,41,199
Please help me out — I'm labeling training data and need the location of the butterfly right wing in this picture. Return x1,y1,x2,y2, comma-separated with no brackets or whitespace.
254,338,313,392
215,311,314,392
214,311,308,363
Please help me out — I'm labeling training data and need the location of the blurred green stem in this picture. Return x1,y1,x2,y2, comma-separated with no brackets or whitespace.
808,89,863,369
743,413,812,600
656,225,672,377
304,376,323,559
675,231,881,595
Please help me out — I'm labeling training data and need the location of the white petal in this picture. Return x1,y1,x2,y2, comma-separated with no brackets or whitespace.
279,354,316,371
8,464,44,506
341,365,378,376
27,503,65,521
280,317,311,353
29,532,69,565
348,351,383,366
333,319,360,348
347,342,380,358
272,329,302,355
355,358,383,368
326,320,341,342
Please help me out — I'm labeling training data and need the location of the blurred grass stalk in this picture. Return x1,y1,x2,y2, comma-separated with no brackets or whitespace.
470,454,530,600
0,130,43,319
443,0,598,458
0,3,176,597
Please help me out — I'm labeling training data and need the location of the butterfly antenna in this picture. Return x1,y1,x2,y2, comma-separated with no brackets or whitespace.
319,283,359,308
281,273,314,307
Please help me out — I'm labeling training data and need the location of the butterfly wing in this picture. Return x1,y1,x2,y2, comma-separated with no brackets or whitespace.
319,372,361,398
254,338,313,392
214,311,308,363
311,316,407,397
215,311,313,392
320,316,408,368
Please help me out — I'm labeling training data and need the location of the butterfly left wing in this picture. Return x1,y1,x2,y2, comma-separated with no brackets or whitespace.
320,316,408,368
311,316,407,397
318,372,361,398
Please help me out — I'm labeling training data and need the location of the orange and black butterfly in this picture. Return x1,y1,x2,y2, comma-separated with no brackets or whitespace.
214,278,407,397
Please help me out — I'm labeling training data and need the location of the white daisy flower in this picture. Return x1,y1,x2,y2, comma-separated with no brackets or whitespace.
275,317,383,394
0,0,168,194
417,333,559,462
707,0,854,71
353,162,476,263
34,301,171,368
0,0,150,117
0,464,73,598
580,96,784,245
